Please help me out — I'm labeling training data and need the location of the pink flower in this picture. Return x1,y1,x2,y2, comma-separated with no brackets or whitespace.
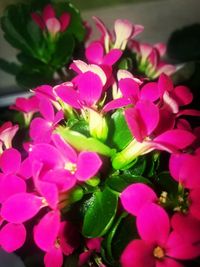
31,4,71,36
93,16,143,52
129,41,176,79
0,122,18,152
85,41,122,66
121,203,200,267
30,98,64,143
10,96,39,125
55,61,107,109
34,210,79,267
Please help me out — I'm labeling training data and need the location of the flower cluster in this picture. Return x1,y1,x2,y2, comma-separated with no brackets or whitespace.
0,12,200,267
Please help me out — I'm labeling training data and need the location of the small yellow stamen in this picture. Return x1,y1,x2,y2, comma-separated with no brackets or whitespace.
153,246,165,259
65,162,77,174
159,191,168,204
55,238,60,249
41,198,48,206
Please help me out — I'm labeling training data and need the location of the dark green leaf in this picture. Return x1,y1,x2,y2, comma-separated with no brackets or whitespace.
124,156,147,176
82,187,118,237
107,109,132,150
50,32,75,68
0,58,20,75
155,171,178,195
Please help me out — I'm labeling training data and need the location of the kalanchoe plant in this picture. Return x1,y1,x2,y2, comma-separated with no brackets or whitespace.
1,9,200,267
0,0,85,88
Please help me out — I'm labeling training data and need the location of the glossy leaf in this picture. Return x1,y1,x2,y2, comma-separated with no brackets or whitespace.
82,187,118,237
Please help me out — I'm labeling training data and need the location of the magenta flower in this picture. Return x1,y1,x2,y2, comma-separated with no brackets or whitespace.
129,41,176,78
34,210,79,267
85,41,122,66
78,237,103,266
55,61,107,109
30,98,64,143
121,203,200,267
31,4,71,36
0,122,18,152
10,96,39,125
93,16,143,52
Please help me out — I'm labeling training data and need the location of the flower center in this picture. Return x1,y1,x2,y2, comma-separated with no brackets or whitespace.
54,238,60,249
153,246,165,260
65,162,77,174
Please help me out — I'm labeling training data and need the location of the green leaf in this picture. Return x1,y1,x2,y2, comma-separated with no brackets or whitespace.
102,213,136,265
82,187,118,237
57,127,116,157
107,109,132,150
107,173,151,193
0,58,20,75
50,32,75,68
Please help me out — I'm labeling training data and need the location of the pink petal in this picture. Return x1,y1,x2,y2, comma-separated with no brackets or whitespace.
177,109,200,117
53,110,64,125
30,118,52,143
103,98,132,112
121,183,157,216
137,203,170,245
52,134,77,163
0,174,26,203
171,213,200,243
156,258,183,267
19,158,33,180
46,18,61,35
125,107,145,142
158,73,173,97
85,41,104,64
58,221,80,255
59,12,70,32
77,71,103,107
156,64,176,77
44,247,63,267
92,16,110,51
114,19,133,49
86,237,102,252
154,43,166,56
169,153,185,183
0,223,26,252
39,98,54,122
120,239,155,267
154,129,196,150
103,49,122,65
29,144,64,170
189,188,200,220
34,210,60,252
166,231,200,259
1,193,44,223
140,82,160,102
31,13,45,30
78,251,92,266
34,85,56,101
0,123,18,149
119,78,140,102
172,86,193,106
132,24,144,38
76,152,102,181
0,148,21,174
43,4,55,22
139,43,152,60
55,84,81,109
42,169,76,192
38,181,58,209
